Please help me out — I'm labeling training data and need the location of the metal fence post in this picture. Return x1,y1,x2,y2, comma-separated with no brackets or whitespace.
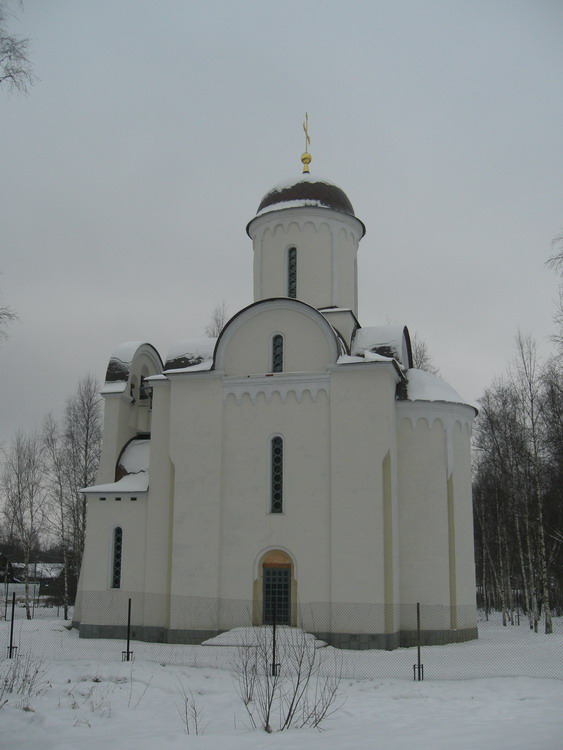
271,595,280,676
413,602,424,680
122,597,133,661
8,592,17,658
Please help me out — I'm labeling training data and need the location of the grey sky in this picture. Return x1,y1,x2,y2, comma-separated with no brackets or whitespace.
2,0,562,448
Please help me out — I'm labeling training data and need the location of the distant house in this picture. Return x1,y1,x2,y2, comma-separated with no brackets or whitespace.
5,562,69,603
0,553,17,583
75,149,477,649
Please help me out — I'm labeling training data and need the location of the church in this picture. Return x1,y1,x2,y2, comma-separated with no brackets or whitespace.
74,140,478,650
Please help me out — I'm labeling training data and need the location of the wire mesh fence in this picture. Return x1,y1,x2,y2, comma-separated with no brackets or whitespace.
2,592,562,682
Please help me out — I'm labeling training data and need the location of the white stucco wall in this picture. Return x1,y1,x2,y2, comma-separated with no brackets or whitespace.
78,494,147,624
397,401,476,631
140,381,174,627
451,420,477,628
218,388,332,603
249,208,362,313
397,416,451,609
167,373,224,629
97,395,138,483
329,363,400,633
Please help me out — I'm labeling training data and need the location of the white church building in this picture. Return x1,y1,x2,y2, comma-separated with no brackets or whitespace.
74,149,478,649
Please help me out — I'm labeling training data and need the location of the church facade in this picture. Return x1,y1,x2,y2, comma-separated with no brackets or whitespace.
74,156,478,649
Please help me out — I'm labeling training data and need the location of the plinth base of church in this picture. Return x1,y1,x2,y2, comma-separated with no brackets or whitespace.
74,622,478,650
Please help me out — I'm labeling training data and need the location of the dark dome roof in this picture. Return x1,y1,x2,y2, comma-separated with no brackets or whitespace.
256,175,356,217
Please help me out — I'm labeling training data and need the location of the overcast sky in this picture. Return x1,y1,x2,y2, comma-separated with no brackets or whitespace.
2,0,562,448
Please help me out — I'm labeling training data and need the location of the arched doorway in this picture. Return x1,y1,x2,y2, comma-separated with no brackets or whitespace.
254,550,296,626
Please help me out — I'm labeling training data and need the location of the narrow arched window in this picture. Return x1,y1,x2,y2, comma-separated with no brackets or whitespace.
271,437,283,513
112,527,123,588
287,247,297,298
272,334,283,373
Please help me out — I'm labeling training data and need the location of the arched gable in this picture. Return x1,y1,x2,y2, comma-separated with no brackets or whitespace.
101,342,163,397
213,298,346,376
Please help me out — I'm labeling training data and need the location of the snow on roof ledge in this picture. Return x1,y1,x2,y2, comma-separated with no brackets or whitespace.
100,381,128,395
406,369,471,406
82,439,150,494
82,473,149,495
337,352,394,365
164,337,217,371
351,325,411,368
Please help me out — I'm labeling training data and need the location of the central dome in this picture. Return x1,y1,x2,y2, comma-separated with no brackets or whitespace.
255,174,356,218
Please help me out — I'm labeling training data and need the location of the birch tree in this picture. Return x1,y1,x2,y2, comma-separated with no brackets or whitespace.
42,414,72,617
511,333,552,634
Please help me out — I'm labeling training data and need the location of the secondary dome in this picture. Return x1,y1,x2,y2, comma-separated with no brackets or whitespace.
255,174,356,218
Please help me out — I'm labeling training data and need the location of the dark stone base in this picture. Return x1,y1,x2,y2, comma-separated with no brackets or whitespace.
399,627,478,648
75,622,478,650
316,630,401,650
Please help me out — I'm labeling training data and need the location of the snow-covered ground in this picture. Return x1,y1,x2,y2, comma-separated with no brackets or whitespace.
1,611,562,749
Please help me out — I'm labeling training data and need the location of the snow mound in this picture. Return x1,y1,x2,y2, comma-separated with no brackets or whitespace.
202,626,327,648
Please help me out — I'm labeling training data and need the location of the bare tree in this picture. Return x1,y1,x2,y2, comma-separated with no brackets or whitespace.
546,232,563,272
0,305,17,341
410,332,439,374
233,626,342,732
1,431,46,618
0,2,34,94
61,375,102,578
474,333,562,630
204,302,228,338
40,376,101,614
545,232,563,348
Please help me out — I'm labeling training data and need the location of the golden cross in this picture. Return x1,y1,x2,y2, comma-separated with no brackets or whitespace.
303,112,311,152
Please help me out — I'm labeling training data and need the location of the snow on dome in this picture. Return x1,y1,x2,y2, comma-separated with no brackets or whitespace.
265,173,342,194
406,369,469,405
254,174,356,218
351,326,412,368
102,341,146,391
164,337,216,371
101,341,163,393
